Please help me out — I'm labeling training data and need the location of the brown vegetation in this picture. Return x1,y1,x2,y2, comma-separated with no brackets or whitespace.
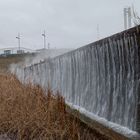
0,55,24,73
0,54,35,73
0,74,111,140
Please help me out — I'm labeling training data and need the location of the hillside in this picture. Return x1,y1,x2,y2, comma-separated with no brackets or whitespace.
0,54,35,73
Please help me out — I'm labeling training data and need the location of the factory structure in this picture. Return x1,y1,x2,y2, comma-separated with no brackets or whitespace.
124,5,140,29
0,47,35,56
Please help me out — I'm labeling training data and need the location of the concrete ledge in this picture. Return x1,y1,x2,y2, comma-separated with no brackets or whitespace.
66,104,137,140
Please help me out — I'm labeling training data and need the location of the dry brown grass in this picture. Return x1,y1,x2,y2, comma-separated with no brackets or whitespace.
0,74,110,140
0,56,23,73
0,54,35,73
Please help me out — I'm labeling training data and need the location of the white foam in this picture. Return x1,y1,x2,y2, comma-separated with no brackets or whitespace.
67,102,140,140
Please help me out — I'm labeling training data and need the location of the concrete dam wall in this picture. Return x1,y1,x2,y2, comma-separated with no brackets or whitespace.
16,26,140,133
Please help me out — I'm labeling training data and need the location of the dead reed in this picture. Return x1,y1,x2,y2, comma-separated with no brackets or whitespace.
0,74,109,140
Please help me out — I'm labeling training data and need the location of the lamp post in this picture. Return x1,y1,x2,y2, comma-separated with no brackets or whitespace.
42,30,46,49
16,33,21,51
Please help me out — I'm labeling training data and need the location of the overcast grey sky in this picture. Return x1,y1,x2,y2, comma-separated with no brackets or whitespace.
0,0,139,50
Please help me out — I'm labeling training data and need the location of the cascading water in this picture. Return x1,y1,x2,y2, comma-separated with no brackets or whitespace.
14,26,140,137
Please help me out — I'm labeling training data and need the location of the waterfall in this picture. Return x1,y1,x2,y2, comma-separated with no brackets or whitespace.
17,26,140,133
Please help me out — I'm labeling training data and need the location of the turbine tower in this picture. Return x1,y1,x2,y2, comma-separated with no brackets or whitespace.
124,7,132,29
42,30,46,49
123,5,140,30
16,33,21,51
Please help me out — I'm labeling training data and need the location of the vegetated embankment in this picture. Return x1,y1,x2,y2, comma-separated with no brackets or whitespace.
0,74,112,140
0,54,36,73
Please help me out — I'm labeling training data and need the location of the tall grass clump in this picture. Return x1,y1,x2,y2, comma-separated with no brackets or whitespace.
0,74,110,140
